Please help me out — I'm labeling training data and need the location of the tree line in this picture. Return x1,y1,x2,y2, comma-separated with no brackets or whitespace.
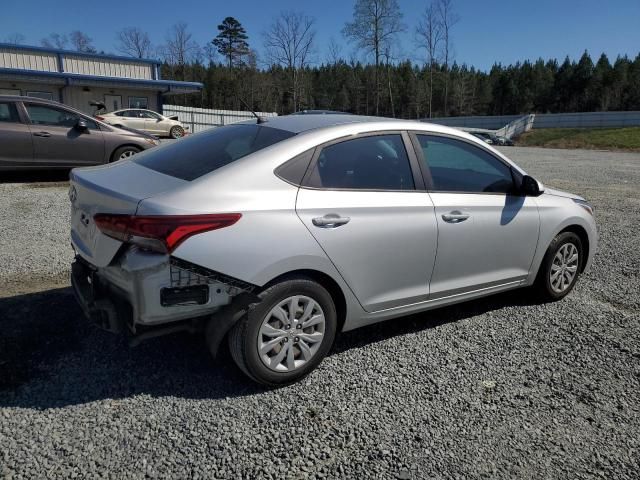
4,0,640,118
166,49,640,119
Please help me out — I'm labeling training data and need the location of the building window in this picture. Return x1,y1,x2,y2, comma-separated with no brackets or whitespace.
129,96,148,109
26,91,54,100
0,88,21,96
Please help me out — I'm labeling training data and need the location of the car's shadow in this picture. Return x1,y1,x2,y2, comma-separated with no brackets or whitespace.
0,170,70,184
0,285,544,409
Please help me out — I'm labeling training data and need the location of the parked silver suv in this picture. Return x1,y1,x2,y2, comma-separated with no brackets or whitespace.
0,95,159,170
69,115,597,386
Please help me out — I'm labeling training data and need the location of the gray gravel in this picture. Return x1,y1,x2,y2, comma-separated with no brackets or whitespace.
0,173,72,296
1,147,639,479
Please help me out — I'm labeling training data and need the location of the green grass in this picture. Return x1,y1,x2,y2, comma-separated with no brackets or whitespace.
516,127,640,151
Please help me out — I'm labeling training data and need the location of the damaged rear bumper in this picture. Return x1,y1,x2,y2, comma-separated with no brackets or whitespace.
71,248,257,345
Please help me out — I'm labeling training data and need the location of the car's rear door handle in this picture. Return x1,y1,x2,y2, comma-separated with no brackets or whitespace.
442,211,470,223
33,131,51,137
312,214,350,228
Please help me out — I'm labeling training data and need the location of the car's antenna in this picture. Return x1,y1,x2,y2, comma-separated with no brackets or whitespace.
238,97,267,124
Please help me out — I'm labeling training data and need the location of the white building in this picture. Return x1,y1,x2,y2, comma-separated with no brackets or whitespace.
0,43,202,114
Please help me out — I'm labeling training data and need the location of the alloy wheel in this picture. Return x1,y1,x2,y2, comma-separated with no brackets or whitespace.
550,243,579,293
119,150,136,160
258,295,326,372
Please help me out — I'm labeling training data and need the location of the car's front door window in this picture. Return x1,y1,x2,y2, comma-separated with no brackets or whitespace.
24,104,97,130
416,135,514,194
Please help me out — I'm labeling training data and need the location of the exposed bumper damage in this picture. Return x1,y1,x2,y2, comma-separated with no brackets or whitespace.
71,248,258,349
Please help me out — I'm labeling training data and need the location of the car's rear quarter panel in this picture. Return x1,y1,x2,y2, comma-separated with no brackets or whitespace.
135,140,366,328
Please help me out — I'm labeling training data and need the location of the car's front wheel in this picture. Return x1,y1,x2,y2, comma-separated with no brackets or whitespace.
535,231,583,301
169,126,185,139
228,278,337,386
111,146,141,162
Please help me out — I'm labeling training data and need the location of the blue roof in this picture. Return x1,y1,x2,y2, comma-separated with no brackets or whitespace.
0,42,160,65
0,67,202,92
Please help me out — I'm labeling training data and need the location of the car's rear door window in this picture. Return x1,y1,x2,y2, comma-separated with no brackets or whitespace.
133,124,295,181
416,135,514,194
304,134,415,190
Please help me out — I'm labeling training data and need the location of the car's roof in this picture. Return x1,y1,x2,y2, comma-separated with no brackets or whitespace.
290,110,350,115
109,108,154,112
257,114,481,140
260,114,406,134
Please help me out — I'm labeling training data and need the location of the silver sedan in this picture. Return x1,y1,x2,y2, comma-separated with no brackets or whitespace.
69,115,597,385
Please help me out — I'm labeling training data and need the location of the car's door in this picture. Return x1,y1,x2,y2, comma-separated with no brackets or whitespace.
412,133,539,298
0,101,34,168
141,111,164,135
23,103,105,166
128,110,149,131
296,132,438,312
114,110,144,131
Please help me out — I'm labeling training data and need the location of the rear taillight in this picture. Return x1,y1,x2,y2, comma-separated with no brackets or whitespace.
93,213,241,253
94,115,104,120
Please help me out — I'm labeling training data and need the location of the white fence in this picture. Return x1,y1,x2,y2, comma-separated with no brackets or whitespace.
534,111,640,128
425,111,640,133
163,105,278,133
424,114,523,130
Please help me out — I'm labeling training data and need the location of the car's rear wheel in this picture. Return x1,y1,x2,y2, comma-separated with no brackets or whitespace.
228,278,337,386
112,146,140,162
535,232,583,301
169,126,185,139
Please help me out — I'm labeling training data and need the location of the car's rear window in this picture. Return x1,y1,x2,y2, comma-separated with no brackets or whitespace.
133,124,295,181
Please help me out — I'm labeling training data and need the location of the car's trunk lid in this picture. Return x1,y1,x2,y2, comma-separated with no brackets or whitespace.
70,161,187,267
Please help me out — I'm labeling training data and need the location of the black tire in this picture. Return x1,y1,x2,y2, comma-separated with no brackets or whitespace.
111,146,140,162
169,126,185,139
534,232,583,301
228,278,337,386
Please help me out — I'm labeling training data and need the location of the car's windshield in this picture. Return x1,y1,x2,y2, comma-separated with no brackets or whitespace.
133,123,295,181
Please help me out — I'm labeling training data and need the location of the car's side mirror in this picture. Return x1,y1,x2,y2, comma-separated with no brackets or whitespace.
75,119,89,131
521,175,544,196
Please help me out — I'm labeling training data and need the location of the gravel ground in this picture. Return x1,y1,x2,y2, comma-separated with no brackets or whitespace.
1,147,639,479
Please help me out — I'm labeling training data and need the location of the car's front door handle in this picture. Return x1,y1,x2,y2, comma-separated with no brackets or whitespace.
442,211,470,223
312,214,351,228
33,131,51,137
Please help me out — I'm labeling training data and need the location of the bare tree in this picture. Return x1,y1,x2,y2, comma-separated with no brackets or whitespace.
326,37,343,65
116,27,153,58
41,33,68,49
437,0,459,115
263,11,316,112
162,23,202,77
69,31,96,52
383,47,396,117
5,33,25,45
416,1,442,118
203,43,218,64
343,0,405,115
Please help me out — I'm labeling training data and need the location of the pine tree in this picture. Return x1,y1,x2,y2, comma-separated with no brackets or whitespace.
212,17,250,68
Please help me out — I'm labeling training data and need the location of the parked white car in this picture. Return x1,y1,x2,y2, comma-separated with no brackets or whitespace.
97,109,187,139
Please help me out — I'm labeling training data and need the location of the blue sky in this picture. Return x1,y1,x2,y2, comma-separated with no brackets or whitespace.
2,0,639,71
